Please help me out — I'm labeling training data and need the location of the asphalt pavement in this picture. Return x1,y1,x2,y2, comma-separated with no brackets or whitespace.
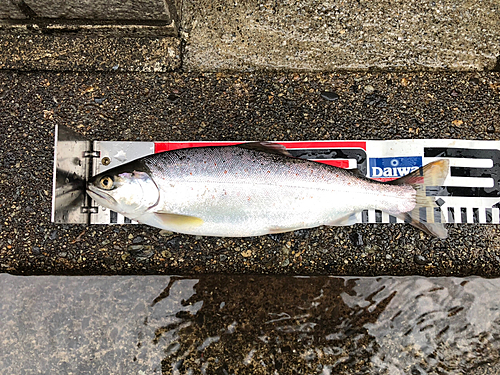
1,70,499,276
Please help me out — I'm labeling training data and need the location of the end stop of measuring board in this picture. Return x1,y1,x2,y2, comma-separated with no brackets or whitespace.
51,125,98,224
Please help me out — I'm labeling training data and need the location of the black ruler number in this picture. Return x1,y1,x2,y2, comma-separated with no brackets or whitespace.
424,147,500,198
289,148,368,176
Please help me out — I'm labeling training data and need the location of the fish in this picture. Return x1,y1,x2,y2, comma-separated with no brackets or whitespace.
87,142,449,238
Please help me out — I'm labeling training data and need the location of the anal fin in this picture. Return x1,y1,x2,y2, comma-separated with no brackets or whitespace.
325,213,358,227
268,225,307,234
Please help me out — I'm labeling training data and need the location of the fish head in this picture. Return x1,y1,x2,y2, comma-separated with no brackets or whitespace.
87,164,159,217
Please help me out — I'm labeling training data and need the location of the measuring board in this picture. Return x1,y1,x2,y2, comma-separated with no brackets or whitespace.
51,125,500,227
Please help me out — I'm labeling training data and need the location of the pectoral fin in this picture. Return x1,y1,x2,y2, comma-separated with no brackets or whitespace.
154,212,204,228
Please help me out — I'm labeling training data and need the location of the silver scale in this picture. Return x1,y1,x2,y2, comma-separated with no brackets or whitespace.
52,125,500,228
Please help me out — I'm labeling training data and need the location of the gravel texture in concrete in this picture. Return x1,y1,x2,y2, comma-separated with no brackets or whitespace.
182,0,500,71
0,34,181,72
1,70,499,276
0,1,24,19
2,0,174,22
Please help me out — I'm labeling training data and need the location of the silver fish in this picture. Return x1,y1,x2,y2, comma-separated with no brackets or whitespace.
87,142,449,238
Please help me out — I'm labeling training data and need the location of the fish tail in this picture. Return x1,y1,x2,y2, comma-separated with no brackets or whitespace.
389,159,450,239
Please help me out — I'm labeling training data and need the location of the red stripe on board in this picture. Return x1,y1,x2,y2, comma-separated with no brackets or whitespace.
155,142,243,153
154,141,367,153
278,141,366,150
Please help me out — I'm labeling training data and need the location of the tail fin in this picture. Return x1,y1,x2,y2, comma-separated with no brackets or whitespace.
389,160,449,239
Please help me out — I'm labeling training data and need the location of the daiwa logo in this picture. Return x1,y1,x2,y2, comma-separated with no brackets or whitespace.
369,156,422,178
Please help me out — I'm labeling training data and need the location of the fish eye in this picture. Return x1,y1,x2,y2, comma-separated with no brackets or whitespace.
99,176,114,190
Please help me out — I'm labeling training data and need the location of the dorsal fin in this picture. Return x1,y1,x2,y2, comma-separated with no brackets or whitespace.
237,142,293,157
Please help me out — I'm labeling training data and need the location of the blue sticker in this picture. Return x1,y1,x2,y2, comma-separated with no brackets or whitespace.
369,156,422,178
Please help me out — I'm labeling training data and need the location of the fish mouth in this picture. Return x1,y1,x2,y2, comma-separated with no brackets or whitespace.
87,185,117,205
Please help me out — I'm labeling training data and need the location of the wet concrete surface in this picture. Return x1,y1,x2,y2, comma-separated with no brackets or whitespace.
1,70,500,276
0,274,172,374
1,274,500,374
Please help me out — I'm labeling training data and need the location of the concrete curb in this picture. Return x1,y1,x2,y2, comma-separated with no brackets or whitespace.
181,0,500,72
0,0,499,72
0,0,181,72
0,33,181,72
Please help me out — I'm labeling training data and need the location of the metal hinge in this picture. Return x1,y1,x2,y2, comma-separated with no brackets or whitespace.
84,150,101,158
81,206,99,214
